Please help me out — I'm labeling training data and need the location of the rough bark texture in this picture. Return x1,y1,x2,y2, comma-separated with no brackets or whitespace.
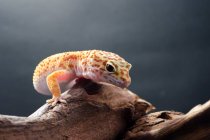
124,101,210,140
0,78,209,140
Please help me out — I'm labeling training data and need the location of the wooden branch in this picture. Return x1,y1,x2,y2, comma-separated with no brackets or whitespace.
0,78,209,140
0,78,153,140
124,100,210,140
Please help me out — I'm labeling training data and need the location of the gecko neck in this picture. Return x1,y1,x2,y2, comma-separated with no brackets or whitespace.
75,60,83,78
75,59,99,82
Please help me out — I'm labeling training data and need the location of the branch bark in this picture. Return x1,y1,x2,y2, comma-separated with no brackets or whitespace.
0,78,209,140
124,100,210,140
0,79,153,140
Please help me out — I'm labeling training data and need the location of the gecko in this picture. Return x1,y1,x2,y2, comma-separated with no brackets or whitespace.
33,50,132,106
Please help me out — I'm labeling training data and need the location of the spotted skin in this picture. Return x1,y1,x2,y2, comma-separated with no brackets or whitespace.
33,50,132,105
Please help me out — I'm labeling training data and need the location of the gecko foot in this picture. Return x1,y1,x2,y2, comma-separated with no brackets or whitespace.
46,96,67,106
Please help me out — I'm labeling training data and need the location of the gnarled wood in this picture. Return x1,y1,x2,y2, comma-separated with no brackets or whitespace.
124,100,210,140
0,79,153,140
0,78,209,140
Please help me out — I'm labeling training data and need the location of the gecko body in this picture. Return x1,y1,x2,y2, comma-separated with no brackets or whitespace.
33,50,132,105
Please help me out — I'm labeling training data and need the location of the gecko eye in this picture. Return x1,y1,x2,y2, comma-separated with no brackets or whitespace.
105,62,116,73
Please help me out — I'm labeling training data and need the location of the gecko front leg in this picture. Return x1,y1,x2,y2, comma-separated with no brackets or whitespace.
46,69,76,106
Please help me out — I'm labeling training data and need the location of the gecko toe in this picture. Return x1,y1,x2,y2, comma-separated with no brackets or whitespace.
46,96,67,106
46,98,54,104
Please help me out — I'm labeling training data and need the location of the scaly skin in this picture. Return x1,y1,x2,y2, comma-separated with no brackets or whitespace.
33,50,132,106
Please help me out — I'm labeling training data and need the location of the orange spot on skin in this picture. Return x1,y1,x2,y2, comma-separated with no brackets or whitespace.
103,61,106,66
94,55,101,60
121,77,127,82
120,70,124,76
94,59,102,63
115,72,119,76
59,63,65,68
92,64,100,67
68,63,73,68
63,54,77,61
100,68,105,71
82,61,87,65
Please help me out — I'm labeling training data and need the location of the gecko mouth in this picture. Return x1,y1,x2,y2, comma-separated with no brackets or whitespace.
116,78,131,88
104,76,127,88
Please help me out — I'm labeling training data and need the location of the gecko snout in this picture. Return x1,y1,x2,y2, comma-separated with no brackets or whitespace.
124,80,131,88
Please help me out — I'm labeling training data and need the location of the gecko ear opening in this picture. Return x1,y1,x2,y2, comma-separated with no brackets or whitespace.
105,61,116,73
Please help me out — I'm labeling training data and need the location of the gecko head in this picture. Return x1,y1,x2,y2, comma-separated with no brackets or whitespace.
81,50,132,88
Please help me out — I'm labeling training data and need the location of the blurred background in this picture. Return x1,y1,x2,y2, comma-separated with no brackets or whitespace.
0,0,209,116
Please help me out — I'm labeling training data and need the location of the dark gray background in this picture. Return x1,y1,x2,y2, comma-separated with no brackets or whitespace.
0,0,209,116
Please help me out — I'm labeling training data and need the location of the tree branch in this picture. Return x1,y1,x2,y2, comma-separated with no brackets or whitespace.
0,78,209,140
124,100,210,140
0,79,153,140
